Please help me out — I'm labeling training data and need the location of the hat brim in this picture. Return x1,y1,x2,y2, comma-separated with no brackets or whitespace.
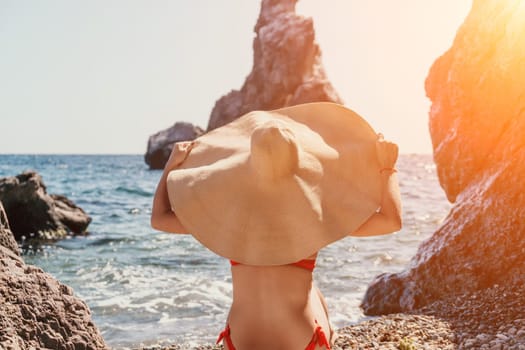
167,102,382,265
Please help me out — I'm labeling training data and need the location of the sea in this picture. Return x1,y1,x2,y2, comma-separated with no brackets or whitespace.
0,154,451,349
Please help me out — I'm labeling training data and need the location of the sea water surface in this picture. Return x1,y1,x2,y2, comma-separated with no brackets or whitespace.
0,154,450,349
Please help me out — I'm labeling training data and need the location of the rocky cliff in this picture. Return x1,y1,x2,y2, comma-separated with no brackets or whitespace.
362,0,525,315
206,0,342,131
145,0,342,169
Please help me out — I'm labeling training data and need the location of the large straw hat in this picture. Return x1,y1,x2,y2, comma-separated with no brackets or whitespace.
167,102,383,265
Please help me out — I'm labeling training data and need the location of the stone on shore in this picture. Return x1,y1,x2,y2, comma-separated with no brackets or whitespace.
362,0,525,315
0,201,108,350
145,122,204,170
0,171,91,242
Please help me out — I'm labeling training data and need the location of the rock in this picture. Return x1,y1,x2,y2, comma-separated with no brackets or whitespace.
206,0,342,132
362,0,525,314
51,194,91,234
0,242,108,349
0,171,91,241
145,122,204,170
0,202,19,256
496,334,509,341
0,198,106,348
464,339,476,348
145,0,341,169
477,334,490,342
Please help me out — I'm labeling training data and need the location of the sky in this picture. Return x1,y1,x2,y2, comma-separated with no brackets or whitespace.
0,1,472,154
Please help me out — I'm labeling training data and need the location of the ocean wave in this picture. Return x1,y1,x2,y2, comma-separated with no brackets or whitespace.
86,237,131,247
115,186,153,197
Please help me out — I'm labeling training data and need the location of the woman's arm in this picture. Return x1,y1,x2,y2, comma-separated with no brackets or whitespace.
150,142,192,234
350,135,402,237
350,170,402,236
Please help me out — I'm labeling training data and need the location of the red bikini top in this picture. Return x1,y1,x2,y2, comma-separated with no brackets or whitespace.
229,259,316,271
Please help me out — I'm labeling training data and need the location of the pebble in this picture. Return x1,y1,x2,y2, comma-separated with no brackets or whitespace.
490,343,502,350
496,333,509,341
464,338,476,348
476,333,489,342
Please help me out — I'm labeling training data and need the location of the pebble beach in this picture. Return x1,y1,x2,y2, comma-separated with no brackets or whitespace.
137,279,525,350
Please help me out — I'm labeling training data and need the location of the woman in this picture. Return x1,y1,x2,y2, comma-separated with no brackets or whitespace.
151,103,402,350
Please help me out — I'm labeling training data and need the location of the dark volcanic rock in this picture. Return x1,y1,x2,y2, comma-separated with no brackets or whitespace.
145,122,204,170
362,0,525,315
0,171,91,241
207,0,342,131
0,196,107,349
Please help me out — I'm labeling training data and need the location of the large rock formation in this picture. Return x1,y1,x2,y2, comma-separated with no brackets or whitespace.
0,171,91,242
0,202,108,349
207,0,342,131
362,0,525,315
145,122,204,170
145,0,342,169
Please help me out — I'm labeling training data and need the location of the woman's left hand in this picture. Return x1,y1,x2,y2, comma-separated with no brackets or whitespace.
376,133,398,170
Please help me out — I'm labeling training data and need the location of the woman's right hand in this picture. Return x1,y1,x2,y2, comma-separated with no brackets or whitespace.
150,141,194,234
376,133,399,170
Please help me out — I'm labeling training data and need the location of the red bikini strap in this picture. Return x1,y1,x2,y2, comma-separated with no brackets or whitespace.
292,259,316,271
216,324,237,350
305,320,331,350
230,259,315,271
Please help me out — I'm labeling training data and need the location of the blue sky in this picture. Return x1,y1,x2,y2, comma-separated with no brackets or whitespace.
0,1,471,154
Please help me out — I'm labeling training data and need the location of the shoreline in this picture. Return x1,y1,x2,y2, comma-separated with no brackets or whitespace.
136,279,525,350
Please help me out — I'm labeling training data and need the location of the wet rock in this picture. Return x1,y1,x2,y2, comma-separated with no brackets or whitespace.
362,0,525,314
207,0,342,131
145,122,204,170
0,171,91,241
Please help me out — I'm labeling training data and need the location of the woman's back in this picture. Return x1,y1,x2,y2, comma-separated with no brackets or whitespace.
225,256,332,350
